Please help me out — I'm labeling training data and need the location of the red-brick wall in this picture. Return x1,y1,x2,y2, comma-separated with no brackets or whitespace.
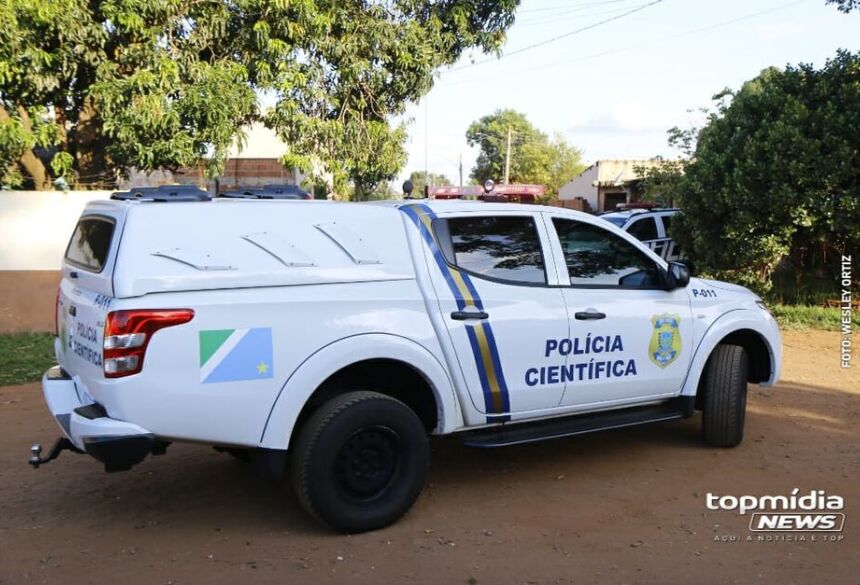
216,159,294,190
123,159,296,193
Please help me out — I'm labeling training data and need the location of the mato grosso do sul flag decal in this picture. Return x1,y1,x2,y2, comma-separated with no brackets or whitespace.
198,328,274,384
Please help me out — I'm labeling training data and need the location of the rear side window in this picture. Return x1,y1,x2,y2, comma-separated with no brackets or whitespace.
626,217,658,241
661,215,672,236
434,215,546,285
65,216,115,272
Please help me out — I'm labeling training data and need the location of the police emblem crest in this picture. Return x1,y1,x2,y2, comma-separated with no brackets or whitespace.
649,314,681,368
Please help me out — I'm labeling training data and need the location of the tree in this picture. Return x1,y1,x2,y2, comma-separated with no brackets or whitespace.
0,1,518,190
642,50,860,298
407,170,452,196
467,109,543,185
826,0,860,12
0,0,259,189
466,109,583,193
546,132,586,195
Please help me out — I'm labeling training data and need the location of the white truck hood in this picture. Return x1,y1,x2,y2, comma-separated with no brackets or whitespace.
696,277,760,299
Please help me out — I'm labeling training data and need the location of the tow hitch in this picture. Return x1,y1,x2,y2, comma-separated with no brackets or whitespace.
29,438,83,468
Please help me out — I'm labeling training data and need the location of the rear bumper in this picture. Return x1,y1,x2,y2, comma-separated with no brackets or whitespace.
41,366,156,471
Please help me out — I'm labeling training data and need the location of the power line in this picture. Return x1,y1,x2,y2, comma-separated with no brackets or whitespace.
515,4,652,28
496,0,665,58
514,0,643,24
516,0,645,14
450,0,666,72
442,0,809,86
514,0,653,25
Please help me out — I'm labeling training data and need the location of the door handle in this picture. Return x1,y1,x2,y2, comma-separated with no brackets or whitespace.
574,310,605,320
451,310,489,321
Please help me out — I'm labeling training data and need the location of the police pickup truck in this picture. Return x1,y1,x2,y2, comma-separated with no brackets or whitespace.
33,190,781,532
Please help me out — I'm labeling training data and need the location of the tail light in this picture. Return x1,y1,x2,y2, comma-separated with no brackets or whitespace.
103,309,194,378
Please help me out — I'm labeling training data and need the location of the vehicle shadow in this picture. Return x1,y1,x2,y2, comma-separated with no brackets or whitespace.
16,419,703,537
13,381,859,537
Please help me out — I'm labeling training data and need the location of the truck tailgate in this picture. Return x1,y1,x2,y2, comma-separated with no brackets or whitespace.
56,210,125,388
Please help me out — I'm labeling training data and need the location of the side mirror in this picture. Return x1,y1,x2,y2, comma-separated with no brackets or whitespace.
677,258,697,276
667,262,690,290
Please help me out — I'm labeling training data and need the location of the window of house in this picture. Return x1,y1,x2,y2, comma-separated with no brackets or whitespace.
551,218,661,288
602,192,627,212
434,216,546,285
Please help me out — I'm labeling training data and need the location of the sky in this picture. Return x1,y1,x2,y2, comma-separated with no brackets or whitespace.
396,0,860,188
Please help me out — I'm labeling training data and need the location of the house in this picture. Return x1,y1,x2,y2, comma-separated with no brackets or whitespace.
122,123,306,193
558,159,661,213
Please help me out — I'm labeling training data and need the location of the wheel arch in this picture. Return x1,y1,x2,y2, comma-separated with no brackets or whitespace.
259,333,462,450
681,309,780,397
717,329,772,383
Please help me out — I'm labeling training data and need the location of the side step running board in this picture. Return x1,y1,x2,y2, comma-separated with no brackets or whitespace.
461,397,695,448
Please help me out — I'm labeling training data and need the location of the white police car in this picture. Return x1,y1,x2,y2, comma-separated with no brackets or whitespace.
600,207,682,262
33,189,781,532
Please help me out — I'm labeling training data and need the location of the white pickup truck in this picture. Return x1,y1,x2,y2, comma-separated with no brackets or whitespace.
33,193,782,532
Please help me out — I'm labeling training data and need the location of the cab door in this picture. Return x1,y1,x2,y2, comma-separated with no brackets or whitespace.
402,205,568,422
543,213,693,408
656,213,682,262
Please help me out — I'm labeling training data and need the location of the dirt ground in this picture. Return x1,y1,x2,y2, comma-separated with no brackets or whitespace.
0,272,59,334
0,330,857,585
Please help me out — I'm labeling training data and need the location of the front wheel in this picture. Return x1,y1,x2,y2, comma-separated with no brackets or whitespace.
290,391,429,533
701,344,749,447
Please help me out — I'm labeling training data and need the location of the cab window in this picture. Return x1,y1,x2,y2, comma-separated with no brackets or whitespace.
626,216,658,241
434,215,546,285
551,218,661,288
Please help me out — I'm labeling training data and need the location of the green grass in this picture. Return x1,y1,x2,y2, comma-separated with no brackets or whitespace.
0,332,55,386
770,304,858,331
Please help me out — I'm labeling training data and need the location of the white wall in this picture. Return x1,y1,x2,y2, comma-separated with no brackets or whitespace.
0,191,113,270
558,165,598,210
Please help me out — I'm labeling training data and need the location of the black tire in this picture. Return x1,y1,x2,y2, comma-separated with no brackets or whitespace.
701,344,749,447
290,391,429,533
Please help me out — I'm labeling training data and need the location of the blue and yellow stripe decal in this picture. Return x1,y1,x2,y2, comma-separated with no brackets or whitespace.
400,203,511,423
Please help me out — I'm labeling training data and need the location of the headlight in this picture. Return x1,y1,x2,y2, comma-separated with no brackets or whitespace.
755,300,772,316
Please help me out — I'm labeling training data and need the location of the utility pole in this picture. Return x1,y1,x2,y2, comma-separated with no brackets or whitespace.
424,97,429,195
458,153,463,187
503,125,512,185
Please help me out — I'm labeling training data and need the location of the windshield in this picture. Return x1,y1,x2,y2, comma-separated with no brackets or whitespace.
600,215,628,227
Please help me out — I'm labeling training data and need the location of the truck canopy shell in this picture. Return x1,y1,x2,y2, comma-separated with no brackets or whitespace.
73,199,415,298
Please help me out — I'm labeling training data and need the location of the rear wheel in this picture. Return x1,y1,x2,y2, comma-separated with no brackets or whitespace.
290,391,429,533
701,344,749,447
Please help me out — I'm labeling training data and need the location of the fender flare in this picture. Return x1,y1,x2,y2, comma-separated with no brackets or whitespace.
258,333,463,449
680,309,780,396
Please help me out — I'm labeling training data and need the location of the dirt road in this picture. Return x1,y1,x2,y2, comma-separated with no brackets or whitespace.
0,330,857,585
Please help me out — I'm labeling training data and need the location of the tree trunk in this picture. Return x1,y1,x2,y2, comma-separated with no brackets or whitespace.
353,183,367,201
72,97,111,189
0,105,51,190
19,150,51,190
